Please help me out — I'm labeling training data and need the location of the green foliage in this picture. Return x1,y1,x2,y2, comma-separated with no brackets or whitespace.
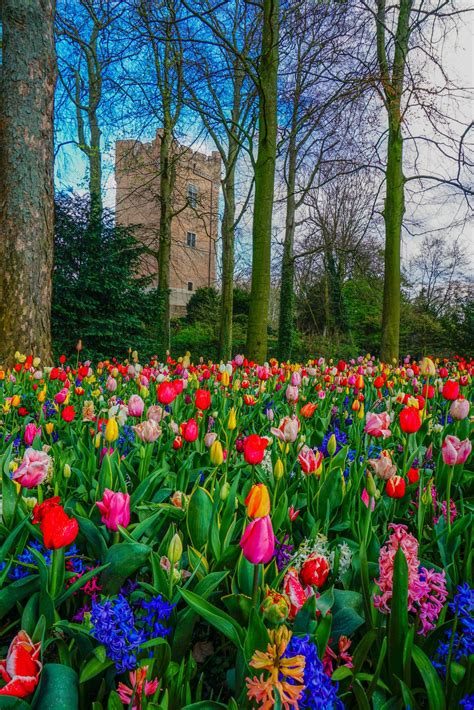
52,194,156,361
186,287,220,325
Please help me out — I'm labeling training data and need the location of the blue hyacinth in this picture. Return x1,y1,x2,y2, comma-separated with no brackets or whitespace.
90,593,175,672
433,584,474,677
283,634,344,709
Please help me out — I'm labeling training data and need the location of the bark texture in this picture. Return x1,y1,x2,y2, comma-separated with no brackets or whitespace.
377,0,412,363
0,0,56,364
246,0,279,363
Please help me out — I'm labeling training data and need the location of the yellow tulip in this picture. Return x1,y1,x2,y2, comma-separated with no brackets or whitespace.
210,440,224,466
11,395,20,407
37,388,47,403
45,422,54,435
105,417,119,443
227,407,237,430
221,370,230,387
420,357,436,377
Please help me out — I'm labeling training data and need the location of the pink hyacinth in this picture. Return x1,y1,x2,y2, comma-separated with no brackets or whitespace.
373,523,447,635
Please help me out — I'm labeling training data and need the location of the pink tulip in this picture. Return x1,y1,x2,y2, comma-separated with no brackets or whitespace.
147,405,167,424
96,489,130,531
442,436,472,466
132,420,161,443
106,376,117,392
54,388,68,404
240,515,275,564
12,448,50,488
449,399,470,421
364,411,391,438
271,415,299,443
24,423,41,446
285,385,299,404
128,394,145,417
290,371,302,387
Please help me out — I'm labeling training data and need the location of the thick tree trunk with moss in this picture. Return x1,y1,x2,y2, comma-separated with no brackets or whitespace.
377,0,411,363
0,0,56,364
156,127,173,360
246,0,279,362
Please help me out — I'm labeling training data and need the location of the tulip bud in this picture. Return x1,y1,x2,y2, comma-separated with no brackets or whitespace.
274,458,284,480
227,407,237,430
210,440,224,466
327,434,337,456
63,463,71,479
221,371,230,387
260,588,290,625
95,433,101,449
220,481,230,500
366,471,377,497
45,422,54,435
168,533,183,565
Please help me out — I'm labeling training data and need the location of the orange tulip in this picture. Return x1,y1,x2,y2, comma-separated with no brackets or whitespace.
245,483,270,518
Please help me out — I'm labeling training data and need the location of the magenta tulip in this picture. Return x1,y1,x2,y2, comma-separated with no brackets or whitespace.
240,515,275,564
24,423,41,446
96,489,131,531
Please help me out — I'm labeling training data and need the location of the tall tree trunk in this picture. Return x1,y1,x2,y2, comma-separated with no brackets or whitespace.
278,132,297,361
86,29,103,231
219,161,236,361
0,0,56,364
156,127,173,359
380,119,404,362
377,0,411,363
246,0,279,362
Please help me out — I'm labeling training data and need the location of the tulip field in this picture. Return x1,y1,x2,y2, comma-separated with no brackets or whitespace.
0,352,472,710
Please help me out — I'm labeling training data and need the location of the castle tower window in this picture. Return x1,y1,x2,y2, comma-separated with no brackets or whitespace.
186,231,196,248
187,183,198,208
187,281,193,292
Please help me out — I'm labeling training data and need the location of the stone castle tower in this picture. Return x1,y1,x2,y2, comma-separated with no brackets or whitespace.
115,130,221,315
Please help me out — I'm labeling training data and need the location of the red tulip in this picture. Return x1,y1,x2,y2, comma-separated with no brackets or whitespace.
180,418,198,442
386,475,406,498
243,434,268,465
195,389,211,410
239,514,274,564
300,554,330,588
157,382,176,405
442,380,459,401
407,467,419,484
282,567,308,619
61,405,75,422
399,407,421,433
33,498,79,549
172,379,184,395
0,631,42,697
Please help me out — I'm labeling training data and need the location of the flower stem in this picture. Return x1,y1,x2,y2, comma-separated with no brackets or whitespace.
251,564,260,608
